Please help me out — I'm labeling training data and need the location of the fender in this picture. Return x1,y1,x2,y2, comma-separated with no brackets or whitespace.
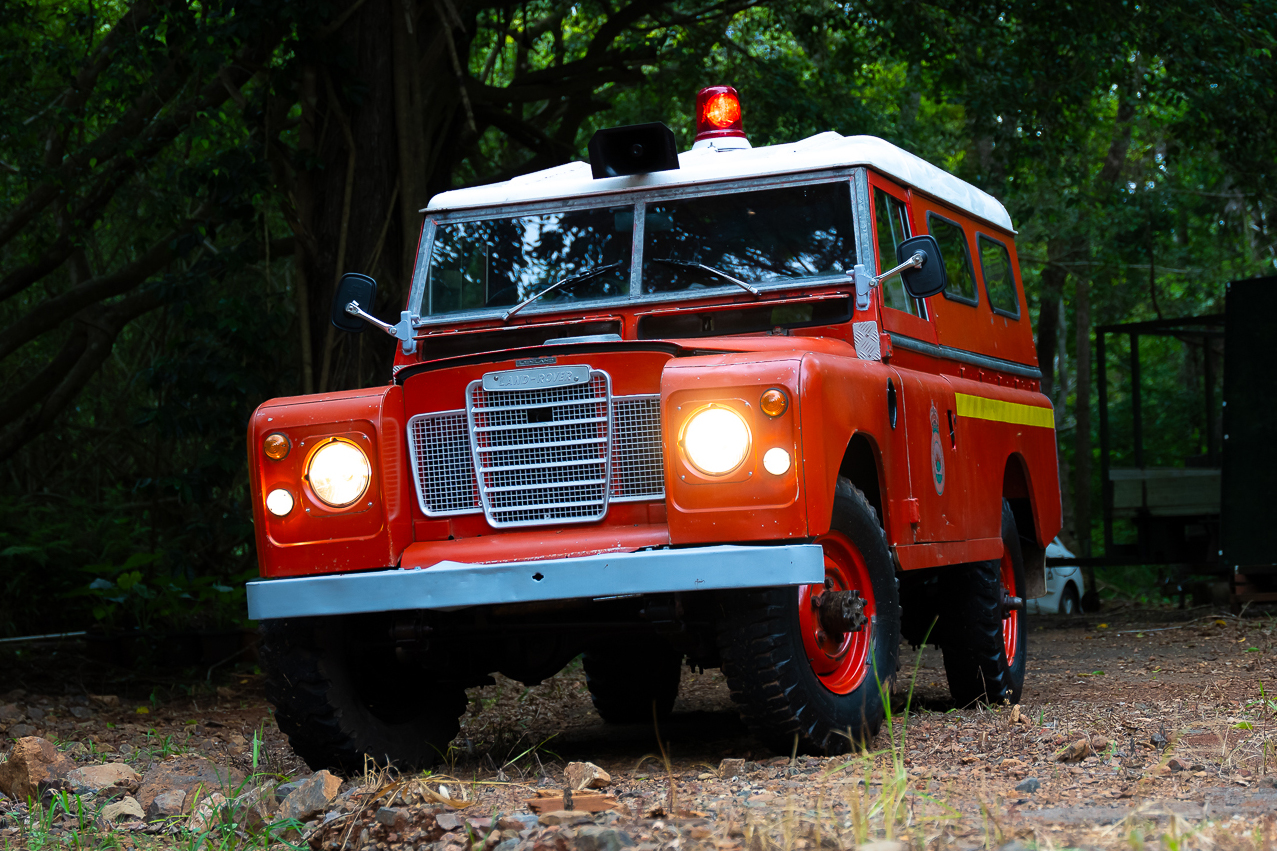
248,386,414,577
661,349,811,544
797,351,915,546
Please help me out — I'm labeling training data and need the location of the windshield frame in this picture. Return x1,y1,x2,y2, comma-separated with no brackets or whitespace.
408,167,870,327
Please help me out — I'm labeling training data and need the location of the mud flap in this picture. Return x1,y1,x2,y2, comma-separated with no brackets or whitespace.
1023,542,1047,598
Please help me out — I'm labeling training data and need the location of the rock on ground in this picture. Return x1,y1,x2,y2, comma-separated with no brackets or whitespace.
65,763,140,795
188,791,229,832
539,809,595,826
277,769,341,822
573,824,636,851
99,795,145,826
147,788,187,820
135,756,244,815
0,737,75,802
565,761,612,790
232,783,278,831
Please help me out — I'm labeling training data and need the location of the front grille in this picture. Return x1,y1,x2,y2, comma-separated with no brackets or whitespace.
611,396,664,499
406,371,664,525
407,411,479,515
467,372,612,527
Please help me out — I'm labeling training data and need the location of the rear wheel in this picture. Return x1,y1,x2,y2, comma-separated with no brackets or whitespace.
260,617,467,771
716,478,900,755
937,500,1027,706
583,642,683,723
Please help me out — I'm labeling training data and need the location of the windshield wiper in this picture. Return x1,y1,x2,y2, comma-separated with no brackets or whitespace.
652,258,761,297
502,262,624,322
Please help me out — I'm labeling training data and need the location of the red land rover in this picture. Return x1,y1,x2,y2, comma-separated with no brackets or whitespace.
246,87,1062,770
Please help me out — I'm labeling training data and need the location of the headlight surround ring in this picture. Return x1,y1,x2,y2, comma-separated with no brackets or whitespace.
306,437,372,508
680,404,752,477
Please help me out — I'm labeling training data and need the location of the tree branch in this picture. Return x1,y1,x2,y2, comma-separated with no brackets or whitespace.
0,19,286,254
0,234,293,461
0,220,201,363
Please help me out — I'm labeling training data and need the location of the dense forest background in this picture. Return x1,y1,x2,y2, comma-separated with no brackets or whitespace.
1,0,1274,637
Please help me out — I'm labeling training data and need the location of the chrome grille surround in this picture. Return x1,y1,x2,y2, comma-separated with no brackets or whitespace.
467,371,613,527
406,374,665,524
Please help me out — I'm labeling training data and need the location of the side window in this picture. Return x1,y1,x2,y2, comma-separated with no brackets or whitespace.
978,235,1020,318
873,188,923,317
927,213,978,305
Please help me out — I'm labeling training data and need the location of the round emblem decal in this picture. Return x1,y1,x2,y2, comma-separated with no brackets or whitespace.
930,402,945,496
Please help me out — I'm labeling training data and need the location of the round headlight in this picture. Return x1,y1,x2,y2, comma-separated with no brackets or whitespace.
682,406,751,476
307,439,371,507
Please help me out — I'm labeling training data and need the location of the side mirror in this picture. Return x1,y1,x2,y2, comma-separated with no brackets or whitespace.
331,273,377,332
897,235,947,299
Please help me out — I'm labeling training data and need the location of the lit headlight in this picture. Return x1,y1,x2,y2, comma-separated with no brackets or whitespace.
307,439,371,507
682,406,751,476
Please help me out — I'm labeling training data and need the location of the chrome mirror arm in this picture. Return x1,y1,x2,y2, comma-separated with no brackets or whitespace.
850,252,926,311
878,252,926,283
345,302,419,354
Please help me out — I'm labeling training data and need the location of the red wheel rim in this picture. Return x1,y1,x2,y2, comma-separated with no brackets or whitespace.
798,531,875,695
1000,549,1019,662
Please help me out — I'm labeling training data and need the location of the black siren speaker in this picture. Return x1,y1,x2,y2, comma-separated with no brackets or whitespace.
588,123,681,179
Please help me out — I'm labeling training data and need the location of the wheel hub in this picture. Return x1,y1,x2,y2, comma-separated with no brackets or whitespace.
812,580,869,639
799,531,877,695
1001,590,1025,619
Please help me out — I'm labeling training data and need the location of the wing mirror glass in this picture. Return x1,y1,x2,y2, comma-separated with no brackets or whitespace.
897,235,948,299
331,273,377,333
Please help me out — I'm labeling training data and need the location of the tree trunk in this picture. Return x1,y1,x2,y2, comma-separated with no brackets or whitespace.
1035,236,1069,401
296,0,405,392
1074,274,1092,558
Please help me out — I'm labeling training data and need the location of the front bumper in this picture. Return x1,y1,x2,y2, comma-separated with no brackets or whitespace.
246,543,823,620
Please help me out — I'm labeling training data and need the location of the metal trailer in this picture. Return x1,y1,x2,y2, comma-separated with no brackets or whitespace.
1058,276,1277,609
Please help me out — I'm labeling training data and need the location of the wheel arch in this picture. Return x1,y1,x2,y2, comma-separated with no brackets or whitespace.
1004,452,1047,599
839,431,886,531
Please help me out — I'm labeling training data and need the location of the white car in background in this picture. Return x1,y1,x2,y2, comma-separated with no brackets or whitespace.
1028,537,1086,615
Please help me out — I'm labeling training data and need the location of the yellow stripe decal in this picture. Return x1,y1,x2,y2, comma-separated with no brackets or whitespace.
955,393,1055,428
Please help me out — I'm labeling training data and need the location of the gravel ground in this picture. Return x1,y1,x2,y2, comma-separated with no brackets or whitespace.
1,603,1274,850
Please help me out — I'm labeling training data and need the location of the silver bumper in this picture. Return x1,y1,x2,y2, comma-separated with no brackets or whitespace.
247,544,824,621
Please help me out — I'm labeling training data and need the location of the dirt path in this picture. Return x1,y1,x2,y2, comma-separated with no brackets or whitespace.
1,604,1274,849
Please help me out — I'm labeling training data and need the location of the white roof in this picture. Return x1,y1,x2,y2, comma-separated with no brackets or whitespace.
425,132,1014,232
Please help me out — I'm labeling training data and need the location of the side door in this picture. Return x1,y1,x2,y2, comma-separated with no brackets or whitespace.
868,175,967,543
869,174,936,346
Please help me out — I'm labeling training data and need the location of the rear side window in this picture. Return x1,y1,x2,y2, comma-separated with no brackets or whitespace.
927,213,977,305
978,235,1020,318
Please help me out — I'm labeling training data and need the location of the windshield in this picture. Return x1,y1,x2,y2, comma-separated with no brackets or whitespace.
421,180,855,320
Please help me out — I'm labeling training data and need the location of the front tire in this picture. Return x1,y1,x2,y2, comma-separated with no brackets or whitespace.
716,478,900,755
260,617,467,771
936,500,1027,706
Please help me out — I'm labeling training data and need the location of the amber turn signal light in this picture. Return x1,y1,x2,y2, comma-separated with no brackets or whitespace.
263,433,291,460
760,388,788,418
